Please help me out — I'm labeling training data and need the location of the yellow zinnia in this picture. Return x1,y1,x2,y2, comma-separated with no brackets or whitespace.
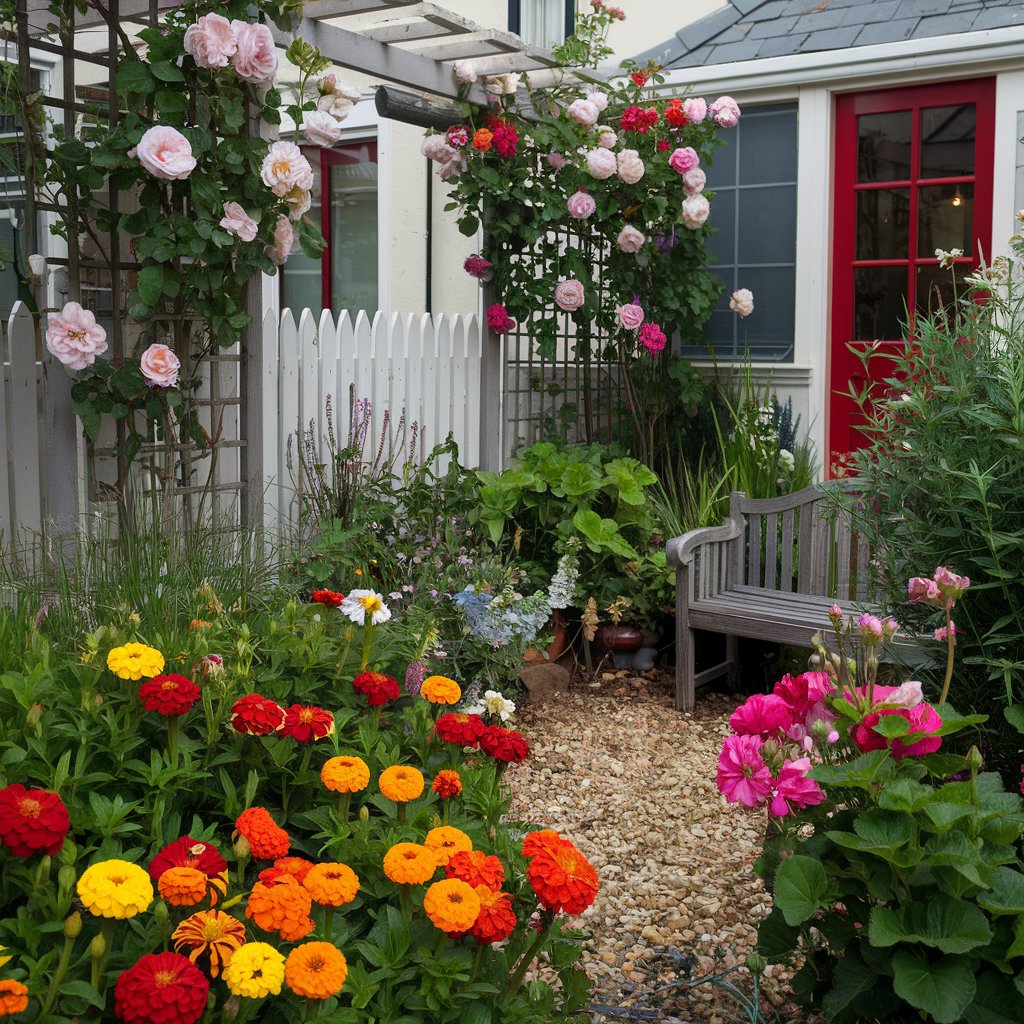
420,675,462,705
77,859,154,919
106,642,165,681
222,941,286,998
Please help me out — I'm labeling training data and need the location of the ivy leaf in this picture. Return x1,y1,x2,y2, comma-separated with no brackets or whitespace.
137,266,164,306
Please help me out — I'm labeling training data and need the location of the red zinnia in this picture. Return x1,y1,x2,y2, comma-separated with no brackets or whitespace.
470,886,517,945
231,694,286,736
138,674,201,716
446,849,505,890
149,836,229,882
479,725,530,764
657,140,670,151
113,951,209,1024
311,589,344,607
434,712,486,748
352,672,401,707
664,97,687,128
259,856,315,885
0,783,70,857
527,840,599,915
279,704,335,742
521,829,564,859
432,769,462,799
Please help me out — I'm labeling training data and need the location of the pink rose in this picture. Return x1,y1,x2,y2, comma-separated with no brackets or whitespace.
681,193,710,228
486,303,516,334
596,128,617,148
546,151,568,171
616,303,644,330
616,225,645,253
45,302,107,371
230,21,277,83
568,99,599,126
422,136,456,164
284,186,311,221
668,146,699,174
129,125,197,181
139,343,181,387
858,613,884,644
769,757,825,817
586,90,609,112
710,95,741,127
317,80,360,118
774,671,834,719
261,141,313,197
730,288,754,318
452,61,477,85
464,254,493,281
683,167,706,195
683,97,707,123
933,566,970,601
616,149,645,184
183,13,237,69
908,576,943,605
585,148,616,180
554,278,585,312
639,322,667,356
892,703,943,758
219,201,258,242
567,190,596,219
265,215,294,266
439,153,467,181
484,73,520,96
302,110,343,147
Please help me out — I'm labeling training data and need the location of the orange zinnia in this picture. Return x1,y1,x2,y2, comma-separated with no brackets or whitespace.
378,766,425,803
527,839,599,916
321,755,370,794
285,941,347,999
420,676,462,705
432,770,462,798
470,885,517,945
423,878,480,934
158,866,222,908
259,856,315,885
235,806,290,860
382,843,437,885
445,849,505,891
424,826,472,867
0,980,28,1016
172,909,246,977
521,829,563,859
244,876,315,942
302,863,360,907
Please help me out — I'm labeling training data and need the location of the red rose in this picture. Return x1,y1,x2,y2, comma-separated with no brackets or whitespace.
664,98,687,128
491,123,519,158
0,783,70,857
113,952,209,1024
231,694,286,736
620,106,659,133
311,589,344,607
479,725,530,764
352,671,401,706
138,674,201,716
631,70,648,87
434,712,486,748
279,704,335,742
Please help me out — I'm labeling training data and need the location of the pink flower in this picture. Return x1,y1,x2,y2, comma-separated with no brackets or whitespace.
219,202,258,242
265,215,294,266
261,141,313,197
769,757,825,817
284,186,311,221
717,734,772,808
935,622,959,643
302,110,343,147
316,80,360,118
596,128,617,148
851,712,888,753
616,225,646,253
464,254,493,282
885,680,924,708
586,89,609,112
710,95,741,127
616,149,645,184
829,603,843,621
908,576,943,605
567,190,596,219
681,194,710,228
129,125,197,181
486,303,516,334
729,288,754,317
230,21,277,83
554,279,585,312
728,693,792,737
683,97,707,123
452,61,477,84
568,99,599,126
668,146,699,174
774,672,834,720
858,613,884,644
639,322,666,356
45,302,107,371
585,148,617,179
683,167,706,195
616,303,644,330
439,153,467,182
183,13,237,69
892,703,943,758
546,152,568,171
933,566,970,602
139,343,181,388
422,136,457,164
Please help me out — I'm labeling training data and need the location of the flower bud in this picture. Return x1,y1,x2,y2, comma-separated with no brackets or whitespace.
233,835,251,860
90,932,106,959
745,952,768,974
58,864,77,893
59,840,77,865
25,703,44,728
966,745,984,772
358,804,370,823
153,900,169,925
64,912,82,939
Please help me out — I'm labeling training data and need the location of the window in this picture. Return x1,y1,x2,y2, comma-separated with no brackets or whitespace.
683,102,799,362
281,140,378,315
509,0,574,49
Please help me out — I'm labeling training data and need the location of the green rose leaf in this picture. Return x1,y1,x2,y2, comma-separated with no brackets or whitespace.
891,950,976,1023
150,60,185,83
116,60,154,95
137,266,164,306
773,854,828,926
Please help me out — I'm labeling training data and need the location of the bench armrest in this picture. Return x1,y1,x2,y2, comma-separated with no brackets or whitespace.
665,518,743,568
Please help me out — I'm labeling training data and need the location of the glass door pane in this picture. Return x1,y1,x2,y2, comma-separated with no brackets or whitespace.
330,146,378,315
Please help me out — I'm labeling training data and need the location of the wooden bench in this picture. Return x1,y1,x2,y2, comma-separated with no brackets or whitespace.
665,481,926,711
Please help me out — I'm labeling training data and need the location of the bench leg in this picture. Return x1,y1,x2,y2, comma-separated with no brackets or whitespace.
676,620,696,711
726,633,740,692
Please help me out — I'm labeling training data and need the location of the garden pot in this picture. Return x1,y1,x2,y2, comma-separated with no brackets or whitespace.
523,609,572,666
593,625,645,655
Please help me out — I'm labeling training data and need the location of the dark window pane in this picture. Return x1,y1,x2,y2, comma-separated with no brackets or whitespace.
706,188,736,266
858,111,911,183
854,265,908,340
920,104,975,179
738,185,797,264
856,188,909,259
703,305,736,350
917,183,973,256
916,265,957,317
738,110,798,185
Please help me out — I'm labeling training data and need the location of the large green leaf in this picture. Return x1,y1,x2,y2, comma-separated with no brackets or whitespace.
773,854,828,926
868,895,992,953
821,946,879,1020
977,866,1024,915
892,950,976,1023
963,970,1024,1024
602,457,657,505
853,809,917,849
809,749,895,790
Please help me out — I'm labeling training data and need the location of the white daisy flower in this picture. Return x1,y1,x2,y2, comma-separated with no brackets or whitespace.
340,589,392,626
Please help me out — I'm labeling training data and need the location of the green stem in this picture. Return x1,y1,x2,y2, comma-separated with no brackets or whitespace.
468,943,485,983
399,885,413,922
167,716,179,770
91,919,117,994
396,803,406,824
940,605,955,705
360,621,374,670
502,918,553,998
433,930,448,957
337,792,351,825
323,905,335,940
39,935,76,1019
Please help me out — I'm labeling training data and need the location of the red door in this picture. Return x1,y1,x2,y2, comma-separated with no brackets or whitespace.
828,79,995,472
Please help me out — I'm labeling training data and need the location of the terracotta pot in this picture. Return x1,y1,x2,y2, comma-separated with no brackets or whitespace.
593,625,645,654
523,609,572,666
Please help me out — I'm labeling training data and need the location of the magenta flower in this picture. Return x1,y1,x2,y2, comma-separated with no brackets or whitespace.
769,757,825,817
935,622,959,643
773,671,834,720
486,303,515,334
464,254,493,281
892,703,943,758
717,734,772,808
728,693,792,737
638,322,666,356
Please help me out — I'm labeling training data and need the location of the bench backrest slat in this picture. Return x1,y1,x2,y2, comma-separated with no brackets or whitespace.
780,508,795,592
797,502,814,593
749,513,762,589
764,512,778,590
836,507,852,599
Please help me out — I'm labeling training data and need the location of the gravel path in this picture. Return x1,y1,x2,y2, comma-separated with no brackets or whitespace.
505,670,800,1023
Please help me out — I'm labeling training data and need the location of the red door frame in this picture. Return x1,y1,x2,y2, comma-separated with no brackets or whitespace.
828,78,996,470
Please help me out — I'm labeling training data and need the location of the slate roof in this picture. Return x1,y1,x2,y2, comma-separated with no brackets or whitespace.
636,0,1024,69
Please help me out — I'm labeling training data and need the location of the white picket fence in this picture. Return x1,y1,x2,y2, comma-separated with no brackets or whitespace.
260,307,486,541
